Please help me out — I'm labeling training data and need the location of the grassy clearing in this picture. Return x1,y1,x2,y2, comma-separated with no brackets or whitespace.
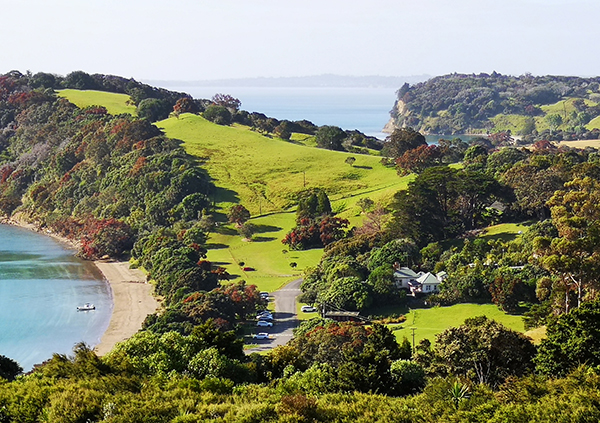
205,212,321,292
479,221,533,242
158,113,406,216
58,90,137,116
489,114,529,133
388,303,526,345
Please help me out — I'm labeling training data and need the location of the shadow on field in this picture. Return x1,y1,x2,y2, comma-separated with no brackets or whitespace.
253,236,277,242
353,165,373,170
213,186,240,204
252,224,283,233
205,243,229,250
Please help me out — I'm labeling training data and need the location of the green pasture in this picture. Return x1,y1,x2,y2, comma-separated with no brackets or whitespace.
388,303,526,345
489,114,529,134
205,212,322,292
479,221,532,242
58,89,137,116
158,113,407,216
586,115,600,130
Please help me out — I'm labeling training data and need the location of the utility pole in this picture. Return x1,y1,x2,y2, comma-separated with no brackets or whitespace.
303,171,306,188
411,327,416,355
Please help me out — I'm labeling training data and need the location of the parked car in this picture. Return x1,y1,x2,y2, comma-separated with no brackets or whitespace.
257,320,273,327
257,311,273,318
257,315,273,322
301,305,317,312
260,292,269,299
254,332,270,340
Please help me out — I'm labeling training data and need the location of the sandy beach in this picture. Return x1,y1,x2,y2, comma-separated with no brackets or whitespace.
2,216,159,356
93,261,159,356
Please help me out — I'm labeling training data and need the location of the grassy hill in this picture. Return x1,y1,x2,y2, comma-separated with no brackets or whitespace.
157,113,406,216
156,113,409,289
57,89,137,115
58,89,410,290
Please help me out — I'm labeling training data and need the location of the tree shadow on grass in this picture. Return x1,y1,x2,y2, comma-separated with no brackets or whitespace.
353,165,373,170
205,243,229,250
252,224,283,234
253,236,277,242
212,261,232,266
216,226,238,236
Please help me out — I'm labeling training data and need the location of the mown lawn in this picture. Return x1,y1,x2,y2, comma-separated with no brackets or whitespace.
58,89,137,116
388,303,526,345
206,212,323,292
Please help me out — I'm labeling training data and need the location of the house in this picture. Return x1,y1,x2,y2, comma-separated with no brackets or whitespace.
393,267,419,289
407,271,443,295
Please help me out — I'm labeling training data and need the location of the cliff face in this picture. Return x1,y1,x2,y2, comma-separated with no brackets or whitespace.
382,99,408,133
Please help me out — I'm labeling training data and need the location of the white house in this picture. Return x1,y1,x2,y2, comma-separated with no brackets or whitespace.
405,271,445,295
392,267,419,289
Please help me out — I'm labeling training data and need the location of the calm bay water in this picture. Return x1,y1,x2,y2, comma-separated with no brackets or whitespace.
165,86,398,139
0,225,111,371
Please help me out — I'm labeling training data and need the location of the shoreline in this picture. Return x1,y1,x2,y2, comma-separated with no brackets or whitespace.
1,217,159,356
93,260,159,356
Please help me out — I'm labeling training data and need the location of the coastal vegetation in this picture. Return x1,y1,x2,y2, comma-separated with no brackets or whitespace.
388,72,600,142
1,69,600,420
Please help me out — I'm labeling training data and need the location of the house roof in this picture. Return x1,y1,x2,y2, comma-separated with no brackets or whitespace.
393,267,418,278
416,272,441,285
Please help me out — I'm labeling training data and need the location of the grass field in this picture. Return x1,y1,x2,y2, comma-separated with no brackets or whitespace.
479,221,533,242
489,114,530,134
58,90,137,116
158,113,408,216
205,212,323,292
389,303,526,345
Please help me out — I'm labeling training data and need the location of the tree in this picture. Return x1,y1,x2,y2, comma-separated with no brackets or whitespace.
211,93,241,112
203,105,232,125
395,144,442,175
228,204,250,227
315,126,345,151
173,97,200,116
418,316,536,387
535,300,600,376
545,113,563,130
137,98,171,122
382,128,427,158
0,354,22,381
534,177,600,311
345,156,356,166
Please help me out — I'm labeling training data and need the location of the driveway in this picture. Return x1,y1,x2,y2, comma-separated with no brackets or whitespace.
245,278,302,353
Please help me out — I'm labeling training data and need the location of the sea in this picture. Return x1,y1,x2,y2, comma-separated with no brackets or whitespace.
164,86,398,139
0,224,111,371
163,85,484,145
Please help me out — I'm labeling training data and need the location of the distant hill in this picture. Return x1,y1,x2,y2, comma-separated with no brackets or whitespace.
386,73,600,141
144,74,430,89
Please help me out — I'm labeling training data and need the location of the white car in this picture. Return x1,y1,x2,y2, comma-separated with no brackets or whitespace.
301,305,316,312
254,332,270,339
257,320,273,327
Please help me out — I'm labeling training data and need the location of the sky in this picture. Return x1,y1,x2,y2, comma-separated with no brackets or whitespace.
1,0,599,81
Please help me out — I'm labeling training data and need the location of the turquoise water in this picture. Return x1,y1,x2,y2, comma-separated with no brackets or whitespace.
0,225,111,371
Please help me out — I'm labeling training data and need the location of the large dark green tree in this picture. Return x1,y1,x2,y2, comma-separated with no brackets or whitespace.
535,300,600,377
416,316,536,387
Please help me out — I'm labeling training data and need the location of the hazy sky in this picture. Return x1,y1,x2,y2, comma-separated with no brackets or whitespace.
1,0,598,80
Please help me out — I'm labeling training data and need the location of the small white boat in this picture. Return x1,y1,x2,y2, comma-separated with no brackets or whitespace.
77,303,95,311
